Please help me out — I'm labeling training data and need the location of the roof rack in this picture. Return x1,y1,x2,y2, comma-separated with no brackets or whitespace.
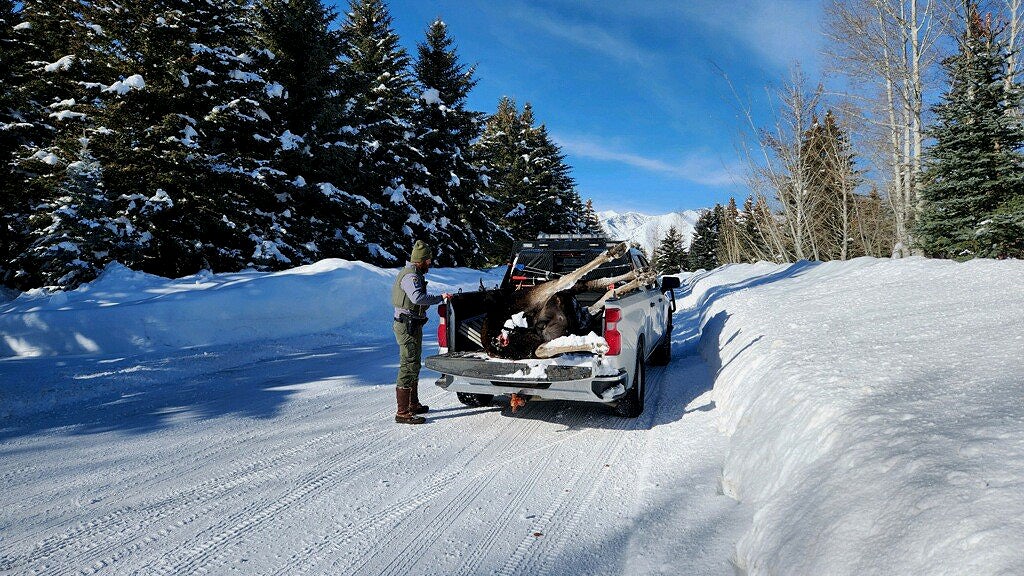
535,233,610,240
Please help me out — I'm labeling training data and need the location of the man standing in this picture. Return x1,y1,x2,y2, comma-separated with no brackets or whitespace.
392,240,449,424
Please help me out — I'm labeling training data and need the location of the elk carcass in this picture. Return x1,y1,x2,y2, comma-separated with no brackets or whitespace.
480,242,655,360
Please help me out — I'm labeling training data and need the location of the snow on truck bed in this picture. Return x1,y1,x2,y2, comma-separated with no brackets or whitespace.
2,255,1023,575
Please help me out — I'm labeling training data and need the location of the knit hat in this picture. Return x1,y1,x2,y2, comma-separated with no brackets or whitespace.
410,240,432,263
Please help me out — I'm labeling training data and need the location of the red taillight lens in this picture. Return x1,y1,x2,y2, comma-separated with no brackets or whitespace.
437,304,448,348
605,308,621,323
604,307,621,355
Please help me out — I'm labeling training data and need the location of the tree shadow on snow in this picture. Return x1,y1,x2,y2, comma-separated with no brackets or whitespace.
0,339,395,442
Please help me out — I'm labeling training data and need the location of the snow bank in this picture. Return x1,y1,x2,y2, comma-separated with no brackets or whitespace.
684,257,1024,576
0,261,503,358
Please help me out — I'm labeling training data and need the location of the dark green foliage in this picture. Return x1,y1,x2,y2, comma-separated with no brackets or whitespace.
1,0,578,290
653,226,687,274
475,97,586,260
412,18,503,267
688,206,722,270
801,110,860,260
916,7,1024,259
582,199,605,235
335,0,421,264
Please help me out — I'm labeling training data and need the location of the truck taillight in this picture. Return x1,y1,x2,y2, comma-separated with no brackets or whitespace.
604,307,621,355
437,304,448,349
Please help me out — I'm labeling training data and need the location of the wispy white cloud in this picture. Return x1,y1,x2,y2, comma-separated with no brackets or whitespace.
505,3,651,65
554,134,740,188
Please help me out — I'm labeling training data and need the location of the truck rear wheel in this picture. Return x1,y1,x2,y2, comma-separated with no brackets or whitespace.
457,392,494,407
615,341,646,418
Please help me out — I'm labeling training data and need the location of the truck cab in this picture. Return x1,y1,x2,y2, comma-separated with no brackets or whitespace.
424,234,679,417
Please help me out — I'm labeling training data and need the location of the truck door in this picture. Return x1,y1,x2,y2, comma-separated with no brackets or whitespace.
632,250,665,356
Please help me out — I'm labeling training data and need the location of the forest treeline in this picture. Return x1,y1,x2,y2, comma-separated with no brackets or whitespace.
0,0,603,291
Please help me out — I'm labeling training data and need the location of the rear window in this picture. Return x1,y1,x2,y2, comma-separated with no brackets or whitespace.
510,249,634,288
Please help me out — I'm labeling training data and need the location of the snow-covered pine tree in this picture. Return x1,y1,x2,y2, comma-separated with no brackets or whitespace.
688,206,721,270
916,6,1024,259
412,18,503,267
4,0,106,288
336,0,424,265
525,115,585,234
653,226,686,274
85,0,300,277
474,96,529,260
253,0,358,263
0,0,30,281
475,98,585,259
18,146,122,288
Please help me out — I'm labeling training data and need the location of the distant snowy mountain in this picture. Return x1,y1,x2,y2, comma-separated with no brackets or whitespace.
598,209,703,257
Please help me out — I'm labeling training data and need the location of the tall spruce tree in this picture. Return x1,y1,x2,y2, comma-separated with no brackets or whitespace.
337,0,426,264
476,97,586,259
582,199,605,235
79,0,297,278
253,0,355,263
653,226,686,274
688,206,722,270
5,0,108,288
412,18,501,267
916,6,1024,259
1,0,29,281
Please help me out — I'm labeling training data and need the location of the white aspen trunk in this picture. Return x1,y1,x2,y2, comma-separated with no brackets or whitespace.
1007,0,1022,92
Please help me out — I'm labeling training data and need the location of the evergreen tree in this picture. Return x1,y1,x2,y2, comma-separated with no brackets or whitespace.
81,0,295,278
336,0,424,264
717,197,743,263
741,195,769,262
653,226,686,274
19,146,121,288
476,98,585,258
412,18,502,267
916,6,1024,259
688,205,722,270
802,110,860,260
582,198,605,235
254,0,352,263
4,0,106,288
0,0,29,280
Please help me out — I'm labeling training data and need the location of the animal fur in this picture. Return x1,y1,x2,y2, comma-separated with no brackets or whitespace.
481,242,652,360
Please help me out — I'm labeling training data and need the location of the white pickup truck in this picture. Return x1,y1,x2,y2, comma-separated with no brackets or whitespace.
424,235,679,417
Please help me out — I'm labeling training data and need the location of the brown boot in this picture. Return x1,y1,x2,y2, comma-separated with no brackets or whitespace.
395,388,426,424
410,384,429,414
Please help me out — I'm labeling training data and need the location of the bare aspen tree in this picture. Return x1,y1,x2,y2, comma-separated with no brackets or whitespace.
825,0,945,256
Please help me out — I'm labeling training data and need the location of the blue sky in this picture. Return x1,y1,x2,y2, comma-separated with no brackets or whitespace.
371,0,827,214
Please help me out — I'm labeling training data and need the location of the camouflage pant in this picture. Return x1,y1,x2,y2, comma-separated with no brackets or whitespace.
393,319,423,390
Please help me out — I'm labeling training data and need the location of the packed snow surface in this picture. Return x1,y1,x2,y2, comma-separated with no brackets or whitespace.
2,255,1022,575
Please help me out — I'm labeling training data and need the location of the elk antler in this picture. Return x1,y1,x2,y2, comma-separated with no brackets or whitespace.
519,242,629,310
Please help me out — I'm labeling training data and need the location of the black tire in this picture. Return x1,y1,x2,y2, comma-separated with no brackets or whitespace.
457,392,494,407
615,340,646,418
648,322,673,366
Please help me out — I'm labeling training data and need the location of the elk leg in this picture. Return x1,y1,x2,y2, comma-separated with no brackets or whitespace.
587,272,657,315
575,270,638,293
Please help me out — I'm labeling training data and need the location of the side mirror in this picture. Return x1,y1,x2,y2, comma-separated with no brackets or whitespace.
660,276,681,292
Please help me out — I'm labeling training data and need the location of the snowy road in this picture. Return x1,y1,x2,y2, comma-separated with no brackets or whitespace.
0,313,749,575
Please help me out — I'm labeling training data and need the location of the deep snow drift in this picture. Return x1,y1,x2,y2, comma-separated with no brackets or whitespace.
679,257,1024,576
2,255,1022,575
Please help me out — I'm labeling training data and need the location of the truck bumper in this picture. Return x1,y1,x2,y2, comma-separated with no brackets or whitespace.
433,369,629,403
